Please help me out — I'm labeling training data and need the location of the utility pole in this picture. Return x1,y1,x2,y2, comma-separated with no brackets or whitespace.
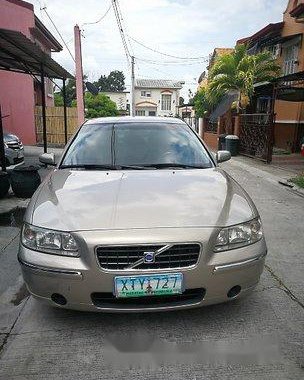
131,56,135,117
74,25,85,125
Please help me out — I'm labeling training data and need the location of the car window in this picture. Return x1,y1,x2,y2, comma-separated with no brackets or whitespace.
113,123,212,167
61,122,213,168
61,123,112,166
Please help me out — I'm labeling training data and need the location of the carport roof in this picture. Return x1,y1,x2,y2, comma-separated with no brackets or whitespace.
0,28,73,79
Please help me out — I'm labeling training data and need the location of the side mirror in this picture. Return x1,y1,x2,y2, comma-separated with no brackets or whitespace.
39,153,56,166
216,150,231,163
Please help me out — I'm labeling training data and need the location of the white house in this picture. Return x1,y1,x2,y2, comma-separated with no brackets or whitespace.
101,91,130,115
134,79,184,117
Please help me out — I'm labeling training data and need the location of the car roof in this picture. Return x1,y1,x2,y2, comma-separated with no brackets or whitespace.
85,116,186,125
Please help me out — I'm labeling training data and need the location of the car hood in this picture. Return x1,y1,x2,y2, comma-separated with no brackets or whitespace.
28,168,257,231
3,133,19,142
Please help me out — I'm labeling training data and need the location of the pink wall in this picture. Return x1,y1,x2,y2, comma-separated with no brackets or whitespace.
0,0,36,144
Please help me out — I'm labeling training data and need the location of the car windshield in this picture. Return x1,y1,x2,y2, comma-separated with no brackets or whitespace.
61,122,213,169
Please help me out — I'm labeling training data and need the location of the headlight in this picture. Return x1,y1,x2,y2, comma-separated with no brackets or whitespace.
214,218,263,252
22,223,79,256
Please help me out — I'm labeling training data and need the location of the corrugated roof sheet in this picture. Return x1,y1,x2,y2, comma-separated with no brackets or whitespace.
135,79,184,89
0,28,73,79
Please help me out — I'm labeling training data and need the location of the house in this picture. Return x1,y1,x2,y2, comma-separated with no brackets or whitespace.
0,0,63,144
101,91,130,115
207,48,234,71
237,0,304,152
197,48,234,90
134,79,184,117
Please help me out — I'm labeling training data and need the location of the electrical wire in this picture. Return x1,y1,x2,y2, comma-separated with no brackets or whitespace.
128,35,208,61
111,0,131,66
41,6,75,62
116,0,134,57
82,3,112,26
135,56,208,66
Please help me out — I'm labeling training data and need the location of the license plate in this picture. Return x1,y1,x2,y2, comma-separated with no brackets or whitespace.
114,273,183,298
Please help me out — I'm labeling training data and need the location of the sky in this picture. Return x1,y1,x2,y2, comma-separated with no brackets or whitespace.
28,0,288,100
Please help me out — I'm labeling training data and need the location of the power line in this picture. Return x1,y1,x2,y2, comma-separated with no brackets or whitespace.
135,56,208,66
82,3,112,26
128,35,208,61
111,0,131,66
41,6,75,62
115,0,134,57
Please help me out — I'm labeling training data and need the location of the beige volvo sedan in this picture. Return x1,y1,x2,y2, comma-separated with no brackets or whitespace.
18,117,267,312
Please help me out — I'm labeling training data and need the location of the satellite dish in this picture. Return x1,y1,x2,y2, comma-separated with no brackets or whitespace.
85,82,99,96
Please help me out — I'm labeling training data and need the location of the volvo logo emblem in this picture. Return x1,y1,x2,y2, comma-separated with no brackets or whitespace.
143,251,155,264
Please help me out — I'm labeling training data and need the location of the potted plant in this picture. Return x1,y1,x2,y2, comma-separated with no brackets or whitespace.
0,171,10,199
10,165,41,198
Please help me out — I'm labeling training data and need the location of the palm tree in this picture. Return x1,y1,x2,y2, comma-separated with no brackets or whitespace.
208,44,281,112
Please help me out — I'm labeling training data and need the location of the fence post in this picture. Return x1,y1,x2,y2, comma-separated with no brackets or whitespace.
234,115,241,137
198,118,204,138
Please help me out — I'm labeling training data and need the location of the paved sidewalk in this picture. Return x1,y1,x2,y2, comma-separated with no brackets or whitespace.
228,155,304,196
272,154,304,175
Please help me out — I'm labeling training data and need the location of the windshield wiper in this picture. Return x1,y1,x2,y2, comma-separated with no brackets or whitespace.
118,165,155,170
60,164,155,170
60,164,118,170
141,163,211,169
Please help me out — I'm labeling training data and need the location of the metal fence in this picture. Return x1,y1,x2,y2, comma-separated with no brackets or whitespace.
204,118,218,134
239,113,274,163
183,117,199,133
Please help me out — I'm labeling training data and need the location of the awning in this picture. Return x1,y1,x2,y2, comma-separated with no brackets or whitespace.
209,90,239,122
0,28,73,79
275,70,304,83
276,87,304,102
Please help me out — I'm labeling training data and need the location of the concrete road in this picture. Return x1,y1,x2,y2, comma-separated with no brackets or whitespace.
0,152,303,380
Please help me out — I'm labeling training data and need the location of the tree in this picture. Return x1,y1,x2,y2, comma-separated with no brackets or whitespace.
57,75,88,107
188,89,194,105
54,92,64,106
208,44,281,111
73,93,119,118
192,88,212,117
94,71,125,92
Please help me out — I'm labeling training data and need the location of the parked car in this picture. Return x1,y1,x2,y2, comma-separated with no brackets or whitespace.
18,117,267,312
3,132,24,167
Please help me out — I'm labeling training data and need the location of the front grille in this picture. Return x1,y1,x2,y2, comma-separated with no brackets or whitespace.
91,288,206,309
96,243,201,270
6,142,22,151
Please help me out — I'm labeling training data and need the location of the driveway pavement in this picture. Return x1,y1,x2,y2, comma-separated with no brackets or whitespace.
0,149,303,380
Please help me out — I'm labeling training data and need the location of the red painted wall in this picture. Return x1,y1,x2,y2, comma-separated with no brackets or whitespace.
0,0,36,144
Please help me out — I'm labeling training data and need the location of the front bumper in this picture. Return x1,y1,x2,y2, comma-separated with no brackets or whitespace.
5,147,24,166
18,228,267,312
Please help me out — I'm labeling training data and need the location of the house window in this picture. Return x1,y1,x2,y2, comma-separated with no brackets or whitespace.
268,44,280,59
283,44,299,75
136,110,145,116
161,94,171,111
141,91,151,97
148,111,156,116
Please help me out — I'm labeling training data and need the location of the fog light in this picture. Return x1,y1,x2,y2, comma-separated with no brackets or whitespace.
227,286,241,298
51,293,67,305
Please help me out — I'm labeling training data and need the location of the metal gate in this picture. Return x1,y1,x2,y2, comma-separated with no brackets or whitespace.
183,117,199,133
239,113,275,163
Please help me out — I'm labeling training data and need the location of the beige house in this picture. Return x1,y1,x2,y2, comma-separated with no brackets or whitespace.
101,91,130,115
134,79,184,117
